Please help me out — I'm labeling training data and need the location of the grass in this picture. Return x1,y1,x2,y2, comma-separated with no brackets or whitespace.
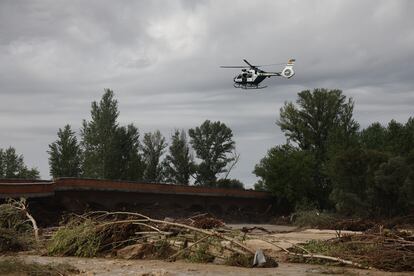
0,258,79,275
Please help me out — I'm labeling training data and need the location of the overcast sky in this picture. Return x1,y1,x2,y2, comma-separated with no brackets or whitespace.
1,0,413,186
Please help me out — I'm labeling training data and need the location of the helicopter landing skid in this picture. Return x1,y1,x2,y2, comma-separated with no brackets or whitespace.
234,83,267,90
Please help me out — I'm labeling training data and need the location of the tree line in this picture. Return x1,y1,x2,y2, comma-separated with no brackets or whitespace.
254,88,414,218
0,147,39,179
47,89,243,188
3,87,413,218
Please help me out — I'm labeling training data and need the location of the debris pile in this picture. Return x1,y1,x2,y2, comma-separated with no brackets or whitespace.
286,228,414,271
333,218,377,231
47,211,277,268
170,213,225,229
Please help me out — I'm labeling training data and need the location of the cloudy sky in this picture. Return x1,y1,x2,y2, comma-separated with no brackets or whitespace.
1,0,413,186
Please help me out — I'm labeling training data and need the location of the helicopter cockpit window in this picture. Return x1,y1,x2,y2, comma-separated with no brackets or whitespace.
247,73,253,78
237,74,242,79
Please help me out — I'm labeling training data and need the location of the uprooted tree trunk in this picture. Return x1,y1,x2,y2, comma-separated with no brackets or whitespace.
7,198,39,243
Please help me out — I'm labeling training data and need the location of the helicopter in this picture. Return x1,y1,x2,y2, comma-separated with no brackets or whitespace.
220,59,295,89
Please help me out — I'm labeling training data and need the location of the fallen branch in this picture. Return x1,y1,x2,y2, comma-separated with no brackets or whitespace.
255,236,372,270
168,235,211,261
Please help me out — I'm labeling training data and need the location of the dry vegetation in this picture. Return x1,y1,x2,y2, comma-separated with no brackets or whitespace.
286,228,414,271
46,211,278,267
1,198,413,273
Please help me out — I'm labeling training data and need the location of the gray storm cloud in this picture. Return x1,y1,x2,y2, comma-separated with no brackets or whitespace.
0,0,413,185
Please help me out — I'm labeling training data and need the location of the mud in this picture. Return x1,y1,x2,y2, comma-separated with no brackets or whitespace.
5,225,412,276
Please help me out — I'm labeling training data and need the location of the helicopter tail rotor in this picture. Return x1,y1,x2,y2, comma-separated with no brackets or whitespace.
281,59,295,78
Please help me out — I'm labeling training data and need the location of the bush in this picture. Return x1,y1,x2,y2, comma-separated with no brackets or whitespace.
292,209,338,229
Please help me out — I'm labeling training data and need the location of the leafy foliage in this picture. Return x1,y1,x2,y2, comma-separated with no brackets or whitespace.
189,120,236,186
277,88,359,159
257,87,414,218
109,124,145,180
328,149,389,216
215,178,244,189
369,155,414,217
48,124,82,178
163,129,194,184
361,118,414,156
142,130,167,181
254,144,318,210
276,89,359,208
80,89,145,180
0,147,39,179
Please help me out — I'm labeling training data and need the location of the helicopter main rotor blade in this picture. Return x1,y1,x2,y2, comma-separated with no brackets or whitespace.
243,59,287,67
243,59,256,68
220,66,249,68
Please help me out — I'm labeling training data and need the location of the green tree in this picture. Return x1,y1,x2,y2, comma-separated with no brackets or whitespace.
277,89,359,207
0,147,39,179
386,118,414,156
109,124,145,181
216,178,244,189
278,88,359,160
328,148,388,216
163,129,194,185
360,122,387,151
142,130,167,181
189,120,236,187
81,89,119,179
360,118,414,156
254,144,317,211
48,124,82,178
401,151,414,212
369,156,412,217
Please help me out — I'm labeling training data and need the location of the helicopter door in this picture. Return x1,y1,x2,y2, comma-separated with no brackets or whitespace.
246,73,253,82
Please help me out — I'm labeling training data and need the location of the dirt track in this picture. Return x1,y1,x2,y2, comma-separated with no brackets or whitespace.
11,255,403,276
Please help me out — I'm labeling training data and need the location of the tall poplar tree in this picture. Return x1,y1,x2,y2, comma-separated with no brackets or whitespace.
48,124,82,178
163,129,194,184
142,130,167,181
81,89,119,179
